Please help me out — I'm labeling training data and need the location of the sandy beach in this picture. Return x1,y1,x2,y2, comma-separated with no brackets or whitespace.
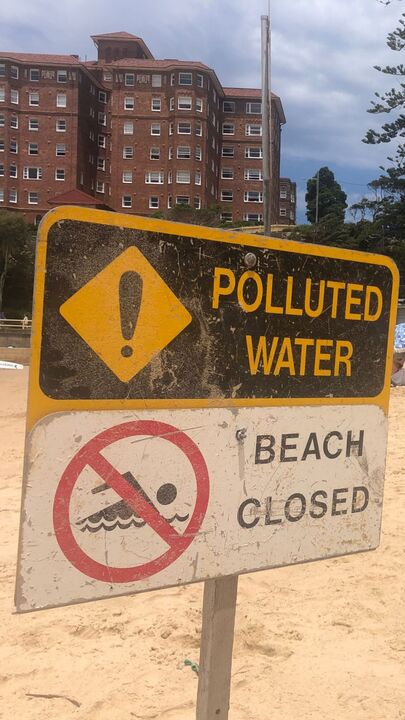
0,367,404,720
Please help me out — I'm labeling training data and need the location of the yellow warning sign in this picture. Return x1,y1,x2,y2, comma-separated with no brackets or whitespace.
59,247,192,383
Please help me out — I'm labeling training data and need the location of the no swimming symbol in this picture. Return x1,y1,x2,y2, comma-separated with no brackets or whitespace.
53,420,209,583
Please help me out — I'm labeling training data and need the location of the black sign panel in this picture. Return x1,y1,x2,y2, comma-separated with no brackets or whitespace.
39,218,395,401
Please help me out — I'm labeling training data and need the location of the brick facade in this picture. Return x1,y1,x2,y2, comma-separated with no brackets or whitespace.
278,177,296,225
0,32,289,224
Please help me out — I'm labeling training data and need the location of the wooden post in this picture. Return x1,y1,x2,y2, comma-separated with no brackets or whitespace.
196,575,239,720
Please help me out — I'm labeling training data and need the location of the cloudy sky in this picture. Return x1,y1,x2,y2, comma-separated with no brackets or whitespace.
1,0,403,221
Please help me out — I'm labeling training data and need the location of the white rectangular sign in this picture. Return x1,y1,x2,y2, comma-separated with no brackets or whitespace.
16,404,386,612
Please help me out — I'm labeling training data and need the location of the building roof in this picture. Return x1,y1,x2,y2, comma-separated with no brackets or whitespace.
86,57,212,71
48,189,103,207
223,87,286,124
91,31,154,59
91,31,143,40
0,52,81,65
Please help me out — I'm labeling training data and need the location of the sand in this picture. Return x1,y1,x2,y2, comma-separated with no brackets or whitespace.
0,367,404,720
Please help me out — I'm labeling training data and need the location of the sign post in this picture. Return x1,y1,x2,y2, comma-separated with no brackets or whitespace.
15,208,398,718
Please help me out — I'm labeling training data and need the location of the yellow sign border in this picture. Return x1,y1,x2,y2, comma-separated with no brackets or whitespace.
27,206,399,430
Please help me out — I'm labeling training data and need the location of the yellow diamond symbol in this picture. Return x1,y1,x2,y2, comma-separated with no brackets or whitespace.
59,247,192,383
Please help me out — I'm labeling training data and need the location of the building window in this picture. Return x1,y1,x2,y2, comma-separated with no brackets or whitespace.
150,147,160,160
178,122,191,135
88,153,94,165
11,66,19,80
223,101,235,113
194,196,201,209
168,146,173,159
176,170,190,184
149,196,159,209
151,74,162,87
123,122,134,135
196,74,204,88
168,170,172,183
103,72,112,82
56,93,66,107
179,72,192,86
11,89,19,104
56,143,66,156
280,208,287,217
221,190,233,202
10,115,18,129
168,195,173,208
23,166,42,179
0,88,4,103
222,123,235,135
170,73,175,86
57,70,68,83
195,121,202,136
245,168,263,181
221,168,234,180
244,213,263,222
97,157,105,170
177,146,191,159
9,190,17,203
169,122,174,135
244,191,263,202
195,170,201,185
178,96,192,110
169,97,175,111
246,102,262,114
122,171,133,183
56,120,66,133
0,115,3,127
176,196,190,205
29,118,39,131
220,212,233,222
150,123,161,136
122,195,132,208
151,98,161,111
89,106,95,118
195,146,202,161
98,134,106,148
0,140,4,151
0,164,3,176
124,96,134,110
96,181,105,193
9,165,17,178
29,68,40,81
28,191,39,204
0,189,3,202
29,92,40,107
246,124,262,136
10,140,18,154
99,90,107,103
196,98,203,112
125,73,135,86
145,171,164,184
55,168,65,180
123,146,133,159
0,64,5,78
28,143,38,155
245,146,263,158
222,146,234,158
98,112,106,125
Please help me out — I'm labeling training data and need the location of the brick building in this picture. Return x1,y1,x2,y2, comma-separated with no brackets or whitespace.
278,177,296,225
0,31,288,224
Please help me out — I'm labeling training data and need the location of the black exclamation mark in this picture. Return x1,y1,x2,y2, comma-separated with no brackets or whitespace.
119,271,143,358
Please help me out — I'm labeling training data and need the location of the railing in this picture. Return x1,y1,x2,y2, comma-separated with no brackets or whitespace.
0,317,32,330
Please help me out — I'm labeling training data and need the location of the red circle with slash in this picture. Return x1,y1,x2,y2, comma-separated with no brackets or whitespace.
53,420,209,583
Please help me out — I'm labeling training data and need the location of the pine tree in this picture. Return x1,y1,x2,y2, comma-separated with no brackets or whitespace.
305,167,347,224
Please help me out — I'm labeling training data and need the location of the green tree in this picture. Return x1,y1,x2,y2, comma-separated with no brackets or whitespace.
363,4,404,182
305,167,347,224
0,210,31,314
